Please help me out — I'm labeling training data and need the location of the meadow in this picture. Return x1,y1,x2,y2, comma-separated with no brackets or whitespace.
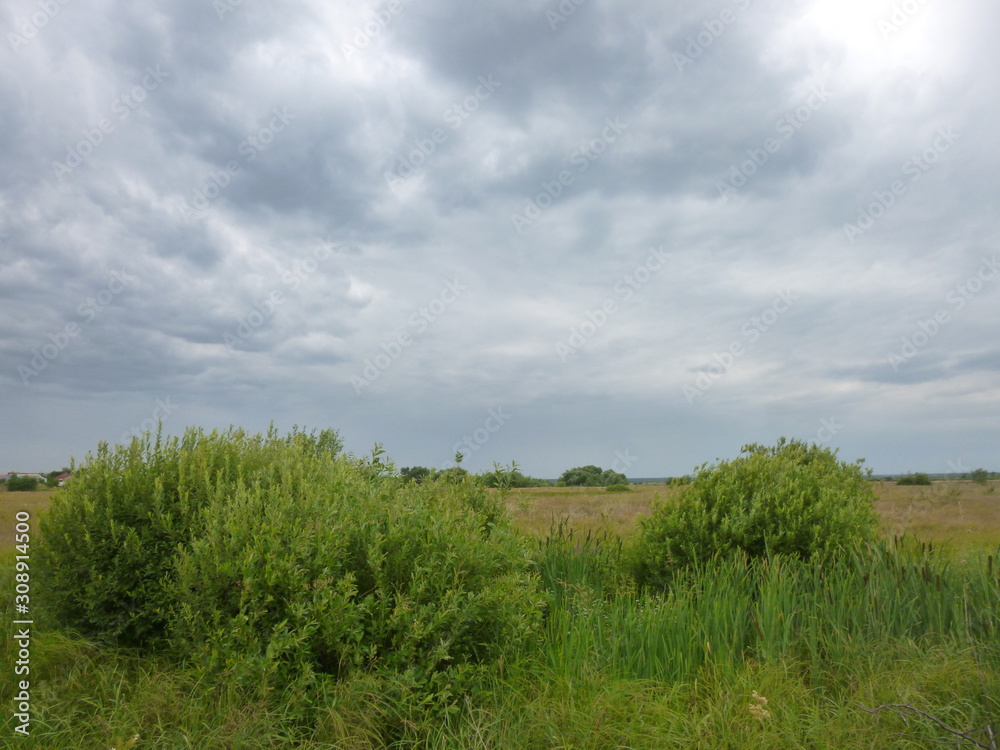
507,479,1000,551
1,466,998,749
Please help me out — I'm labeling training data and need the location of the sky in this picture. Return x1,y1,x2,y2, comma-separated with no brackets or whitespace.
1,0,998,479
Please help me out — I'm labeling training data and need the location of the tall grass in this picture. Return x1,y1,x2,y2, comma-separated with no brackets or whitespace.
538,530,1000,687
3,531,999,748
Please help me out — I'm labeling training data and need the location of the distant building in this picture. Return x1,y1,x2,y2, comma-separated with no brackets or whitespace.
1,472,61,484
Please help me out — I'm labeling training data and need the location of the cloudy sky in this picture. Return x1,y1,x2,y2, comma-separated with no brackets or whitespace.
2,0,998,479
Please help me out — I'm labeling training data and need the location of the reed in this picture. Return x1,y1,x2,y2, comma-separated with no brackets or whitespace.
535,532,1000,688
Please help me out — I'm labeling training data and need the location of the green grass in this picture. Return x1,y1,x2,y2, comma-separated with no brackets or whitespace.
3,599,996,748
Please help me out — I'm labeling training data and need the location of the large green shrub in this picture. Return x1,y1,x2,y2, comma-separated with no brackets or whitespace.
36,425,542,703
35,425,342,645
170,468,544,699
636,439,879,587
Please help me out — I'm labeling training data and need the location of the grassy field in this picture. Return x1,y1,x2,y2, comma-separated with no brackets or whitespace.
507,479,1000,551
2,480,998,748
505,483,669,536
874,480,1000,552
0,489,55,547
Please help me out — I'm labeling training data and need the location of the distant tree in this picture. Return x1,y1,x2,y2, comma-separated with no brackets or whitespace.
6,474,39,491
558,465,600,486
400,466,431,483
600,468,627,485
897,473,932,486
558,465,628,487
970,468,989,486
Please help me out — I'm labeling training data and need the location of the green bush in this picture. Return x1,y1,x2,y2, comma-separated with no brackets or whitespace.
480,461,554,489
897,472,932,485
635,439,879,587
36,425,543,704
399,465,431,483
605,482,631,493
35,425,343,645
170,468,544,700
5,474,40,491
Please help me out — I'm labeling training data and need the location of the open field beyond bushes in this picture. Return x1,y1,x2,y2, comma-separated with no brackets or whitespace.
506,479,1000,551
2,475,999,749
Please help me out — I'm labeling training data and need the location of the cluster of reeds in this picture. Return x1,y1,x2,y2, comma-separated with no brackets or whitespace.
539,529,999,686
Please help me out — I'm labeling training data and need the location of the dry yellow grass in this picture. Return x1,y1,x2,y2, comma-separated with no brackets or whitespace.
507,480,1000,552
874,480,1000,552
0,488,55,549
505,483,673,537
